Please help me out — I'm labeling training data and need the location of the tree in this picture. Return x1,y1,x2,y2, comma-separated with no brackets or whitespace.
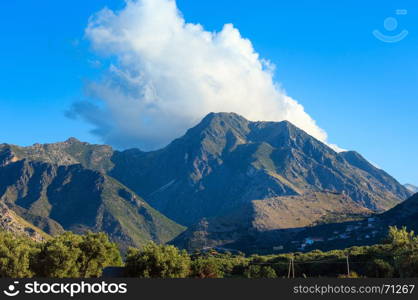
125,242,191,278
387,226,417,248
0,232,38,278
34,232,122,278
190,257,224,278
34,232,83,277
386,227,418,277
77,232,122,277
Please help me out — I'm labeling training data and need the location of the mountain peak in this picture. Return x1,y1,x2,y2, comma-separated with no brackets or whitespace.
181,112,251,145
192,112,308,143
198,112,249,129
203,112,246,120
64,137,82,144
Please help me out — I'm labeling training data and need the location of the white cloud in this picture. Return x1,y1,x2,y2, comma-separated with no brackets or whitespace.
73,0,335,151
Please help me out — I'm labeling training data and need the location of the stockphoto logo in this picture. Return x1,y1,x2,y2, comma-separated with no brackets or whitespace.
3,281,20,297
2,281,128,297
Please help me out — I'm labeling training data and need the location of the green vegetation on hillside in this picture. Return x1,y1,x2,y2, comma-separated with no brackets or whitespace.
125,242,191,278
2,226,418,278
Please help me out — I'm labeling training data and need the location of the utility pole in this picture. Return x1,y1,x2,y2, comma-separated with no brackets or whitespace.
288,257,296,278
346,255,350,277
292,257,295,278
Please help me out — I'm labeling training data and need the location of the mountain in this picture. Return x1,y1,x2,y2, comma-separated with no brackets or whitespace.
0,112,410,253
0,144,185,250
110,113,410,226
404,184,418,193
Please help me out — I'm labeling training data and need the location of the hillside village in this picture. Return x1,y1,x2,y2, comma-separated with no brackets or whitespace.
267,216,384,254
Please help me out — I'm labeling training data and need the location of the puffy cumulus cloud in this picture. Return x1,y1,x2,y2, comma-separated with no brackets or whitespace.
72,0,335,151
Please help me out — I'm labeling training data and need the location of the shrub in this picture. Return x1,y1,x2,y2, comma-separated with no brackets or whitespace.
190,257,224,278
34,232,122,278
0,232,38,278
125,242,191,278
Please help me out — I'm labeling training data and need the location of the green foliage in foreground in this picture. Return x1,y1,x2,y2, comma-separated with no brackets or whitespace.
0,232,38,278
125,243,190,278
0,231,122,278
1,226,418,278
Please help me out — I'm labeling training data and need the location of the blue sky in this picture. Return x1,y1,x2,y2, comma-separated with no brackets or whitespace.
0,0,416,185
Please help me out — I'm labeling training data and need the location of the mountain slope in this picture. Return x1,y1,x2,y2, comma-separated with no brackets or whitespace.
271,192,418,254
171,191,372,251
0,150,185,250
379,192,418,230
